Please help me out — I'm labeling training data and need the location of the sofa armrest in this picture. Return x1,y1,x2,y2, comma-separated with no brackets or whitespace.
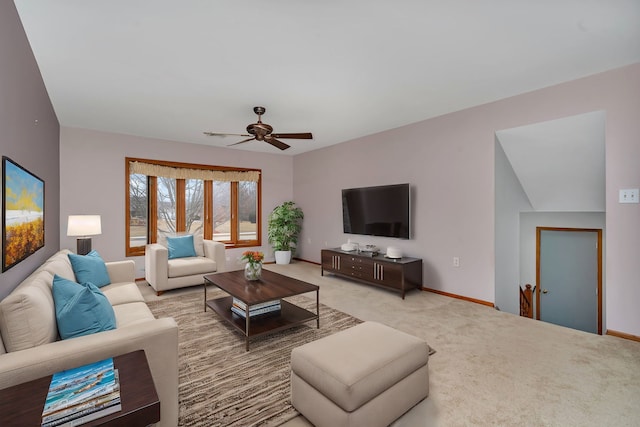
106,260,135,283
0,318,179,427
203,240,226,272
145,243,168,291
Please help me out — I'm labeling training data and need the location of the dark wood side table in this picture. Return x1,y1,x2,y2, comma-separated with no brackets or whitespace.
0,350,160,426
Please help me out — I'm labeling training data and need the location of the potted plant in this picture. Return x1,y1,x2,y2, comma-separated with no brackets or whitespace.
267,201,304,264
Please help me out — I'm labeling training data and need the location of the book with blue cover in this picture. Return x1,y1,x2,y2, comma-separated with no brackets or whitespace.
41,358,121,426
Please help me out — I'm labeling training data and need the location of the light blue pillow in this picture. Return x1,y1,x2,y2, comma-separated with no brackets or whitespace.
167,235,197,259
52,274,116,340
68,250,111,288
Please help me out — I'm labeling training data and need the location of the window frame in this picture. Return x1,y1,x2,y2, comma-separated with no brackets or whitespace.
125,157,261,256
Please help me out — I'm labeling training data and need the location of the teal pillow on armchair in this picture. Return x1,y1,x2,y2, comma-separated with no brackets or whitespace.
52,274,116,340
167,235,197,259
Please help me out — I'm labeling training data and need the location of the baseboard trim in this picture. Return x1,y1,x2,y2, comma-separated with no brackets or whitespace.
294,257,320,266
422,287,495,307
606,329,640,342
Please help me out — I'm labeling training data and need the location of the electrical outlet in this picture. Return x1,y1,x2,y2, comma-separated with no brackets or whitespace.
619,188,639,203
453,257,460,267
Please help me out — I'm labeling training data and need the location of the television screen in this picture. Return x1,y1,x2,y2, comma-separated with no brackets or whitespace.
342,183,410,239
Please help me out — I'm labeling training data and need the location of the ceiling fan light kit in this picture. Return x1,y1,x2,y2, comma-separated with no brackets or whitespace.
204,106,313,151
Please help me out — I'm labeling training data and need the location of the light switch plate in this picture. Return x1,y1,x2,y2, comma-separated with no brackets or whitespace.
619,188,639,203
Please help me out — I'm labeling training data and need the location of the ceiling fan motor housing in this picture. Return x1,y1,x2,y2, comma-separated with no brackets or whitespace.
247,122,273,140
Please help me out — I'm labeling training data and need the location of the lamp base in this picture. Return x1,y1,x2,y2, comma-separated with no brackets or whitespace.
76,238,92,255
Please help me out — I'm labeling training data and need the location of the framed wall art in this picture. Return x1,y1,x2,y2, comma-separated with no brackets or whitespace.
2,156,45,272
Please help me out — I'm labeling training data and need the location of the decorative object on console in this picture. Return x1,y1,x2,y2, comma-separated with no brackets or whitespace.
241,250,264,281
2,156,45,272
386,246,403,259
67,215,102,255
340,242,357,251
267,201,304,264
361,244,379,255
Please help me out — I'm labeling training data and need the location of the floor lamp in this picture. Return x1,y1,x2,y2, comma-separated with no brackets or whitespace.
67,215,102,255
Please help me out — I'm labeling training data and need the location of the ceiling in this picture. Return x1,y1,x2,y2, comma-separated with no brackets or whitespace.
13,1,640,156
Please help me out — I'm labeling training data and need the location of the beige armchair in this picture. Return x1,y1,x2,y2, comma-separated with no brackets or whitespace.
145,235,226,295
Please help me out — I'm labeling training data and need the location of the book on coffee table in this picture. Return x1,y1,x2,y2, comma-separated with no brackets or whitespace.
231,298,281,318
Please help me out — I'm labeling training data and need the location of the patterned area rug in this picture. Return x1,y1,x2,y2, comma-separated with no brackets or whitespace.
147,289,362,427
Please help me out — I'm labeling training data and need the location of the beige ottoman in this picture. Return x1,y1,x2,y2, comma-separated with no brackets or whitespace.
290,321,429,427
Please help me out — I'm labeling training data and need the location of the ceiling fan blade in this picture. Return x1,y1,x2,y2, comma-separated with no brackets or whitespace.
228,137,256,146
204,132,251,137
270,132,313,139
265,137,290,150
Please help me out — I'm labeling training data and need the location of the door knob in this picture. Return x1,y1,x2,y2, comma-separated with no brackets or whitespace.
542,289,549,294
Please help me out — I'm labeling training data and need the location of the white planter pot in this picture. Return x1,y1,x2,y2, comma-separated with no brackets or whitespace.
274,250,292,265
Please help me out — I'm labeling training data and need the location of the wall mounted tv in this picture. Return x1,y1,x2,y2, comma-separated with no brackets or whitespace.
342,183,410,239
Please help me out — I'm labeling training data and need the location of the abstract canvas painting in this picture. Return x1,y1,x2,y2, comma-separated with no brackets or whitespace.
2,156,45,271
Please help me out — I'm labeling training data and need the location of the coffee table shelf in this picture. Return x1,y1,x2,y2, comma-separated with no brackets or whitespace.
207,296,318,337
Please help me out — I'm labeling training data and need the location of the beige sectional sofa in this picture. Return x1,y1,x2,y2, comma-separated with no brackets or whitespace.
0,250,179,427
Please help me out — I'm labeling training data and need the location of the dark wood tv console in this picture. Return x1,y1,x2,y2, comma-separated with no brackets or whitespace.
321,248,423,299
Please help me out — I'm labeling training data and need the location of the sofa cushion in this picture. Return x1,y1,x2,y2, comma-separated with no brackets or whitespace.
167,235,197,259
100,282,145,306
0,271,58,352
68,251,111,288
168,257,217,278
52,275,116,340
112,302,156,327
38,250,75,281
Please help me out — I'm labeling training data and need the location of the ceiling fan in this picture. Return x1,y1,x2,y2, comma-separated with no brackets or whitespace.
203,106,313,150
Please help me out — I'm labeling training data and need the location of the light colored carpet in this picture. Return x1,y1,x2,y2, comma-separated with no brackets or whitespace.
263,262,640,427
146,288,362,426
140,262,640,426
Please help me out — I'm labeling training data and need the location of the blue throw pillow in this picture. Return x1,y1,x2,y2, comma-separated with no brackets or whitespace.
52,274,116,340
68,250,111,287
167,235,197,259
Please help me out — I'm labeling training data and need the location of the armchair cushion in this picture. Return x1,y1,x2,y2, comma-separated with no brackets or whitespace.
166,235,197,259
68,250,111,288
52,275,116,340
168,257,217,278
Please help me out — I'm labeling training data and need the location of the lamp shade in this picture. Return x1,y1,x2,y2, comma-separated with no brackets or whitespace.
67,215,102,237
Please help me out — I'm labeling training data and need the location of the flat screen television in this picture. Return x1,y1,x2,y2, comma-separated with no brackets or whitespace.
342,183,410,239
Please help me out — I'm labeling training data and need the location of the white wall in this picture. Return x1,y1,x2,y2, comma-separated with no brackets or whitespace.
293,63,640,337
59,127,294,278
494,138,533,314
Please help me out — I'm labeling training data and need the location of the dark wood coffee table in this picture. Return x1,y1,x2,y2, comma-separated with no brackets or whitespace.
204,269,319,351
0,350,160,426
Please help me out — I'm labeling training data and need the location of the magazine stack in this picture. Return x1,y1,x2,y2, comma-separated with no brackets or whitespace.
231,298,281,318
41,358,121,427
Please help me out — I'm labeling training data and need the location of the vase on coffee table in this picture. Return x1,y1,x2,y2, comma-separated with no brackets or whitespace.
244,262,262,281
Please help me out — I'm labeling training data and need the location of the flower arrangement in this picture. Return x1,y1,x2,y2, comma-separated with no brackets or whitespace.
241,251,264,281
241,250,264,266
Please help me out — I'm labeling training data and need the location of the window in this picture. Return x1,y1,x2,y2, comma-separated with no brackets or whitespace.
128,173,149,251
125,158,261,256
